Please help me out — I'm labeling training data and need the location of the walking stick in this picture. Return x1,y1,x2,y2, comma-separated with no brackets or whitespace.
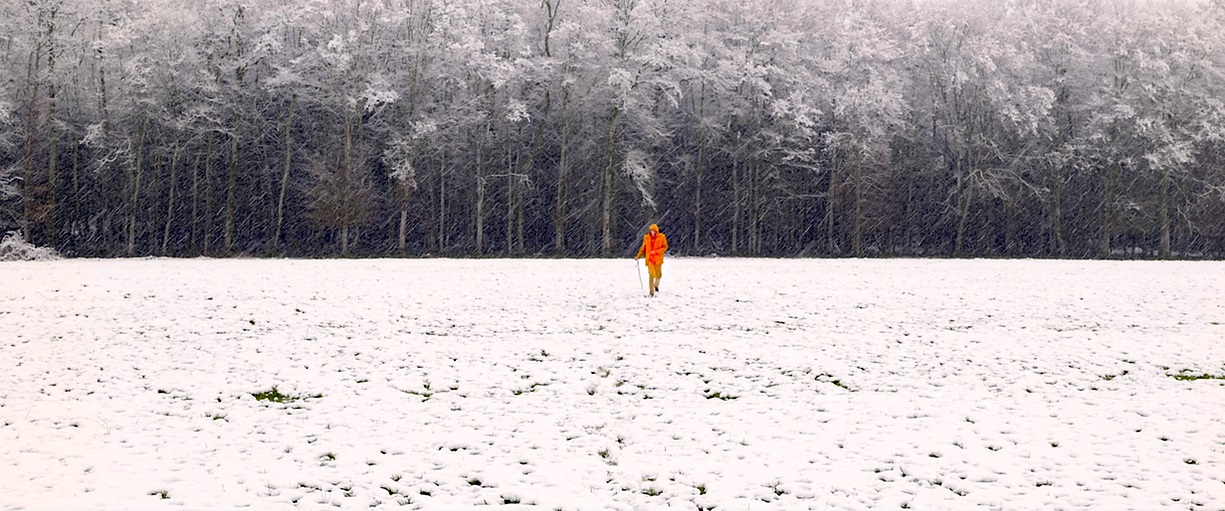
635,259,645,295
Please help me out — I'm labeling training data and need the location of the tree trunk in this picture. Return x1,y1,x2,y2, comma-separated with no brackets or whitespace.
191,153,200,254
507,152,516,254
602,107,620,255
127,117,148,257
1050,172,1066,257
693,83,708,255
96,30,110,250
954,170,974,257
476,144,485,256
1160,167,1171,258
853,163,864,257
45,12,59,248
97,26,108,127
438,167,447,253
276,93,296,252
22,43,41,244
475,125,486,256
554,115,570,253
203,136,214,255
398,207,408,253
224,112,240,253
47,81,58,249
903,158,916,256
518,92,548,256
751,162,761,255
852,161,862,258
161,137,182,255
826,153,836,255
45,11,59,247
693,147,703,254
516,179,525,255
730,159,739,254
748,162,756,254
341,108,358,256
71,141,79,250
1100,162,1116,257
1004,201,1017,256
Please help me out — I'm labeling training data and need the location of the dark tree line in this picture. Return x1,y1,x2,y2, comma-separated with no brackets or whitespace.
3,0,1225,258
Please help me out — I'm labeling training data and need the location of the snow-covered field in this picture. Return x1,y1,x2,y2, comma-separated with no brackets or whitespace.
1,258,1223,510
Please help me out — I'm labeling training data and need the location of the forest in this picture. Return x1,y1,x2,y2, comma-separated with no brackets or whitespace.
2,0,1224,258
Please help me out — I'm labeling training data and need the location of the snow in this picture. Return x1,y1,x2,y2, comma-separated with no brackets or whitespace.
1,258,1223,510
0,233,60,262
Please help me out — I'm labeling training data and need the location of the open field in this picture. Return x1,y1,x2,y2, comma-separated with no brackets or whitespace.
1,258,1223,510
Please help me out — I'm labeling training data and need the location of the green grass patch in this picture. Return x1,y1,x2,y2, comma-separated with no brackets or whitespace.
704,390,738,400
149,490,169,500
252,387,321,403
1170,372,1225,381
815,373,852,391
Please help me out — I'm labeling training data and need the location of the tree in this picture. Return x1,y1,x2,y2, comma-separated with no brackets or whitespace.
0,99,18,234
3,0,1224,259
816,3,905,256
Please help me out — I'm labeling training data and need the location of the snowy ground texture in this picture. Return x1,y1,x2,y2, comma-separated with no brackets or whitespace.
1,258,1224,511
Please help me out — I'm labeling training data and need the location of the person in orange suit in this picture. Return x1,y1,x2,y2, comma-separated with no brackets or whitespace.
635,223,669,297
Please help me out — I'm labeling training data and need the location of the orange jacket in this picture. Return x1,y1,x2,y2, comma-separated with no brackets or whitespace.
636,229,668,265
